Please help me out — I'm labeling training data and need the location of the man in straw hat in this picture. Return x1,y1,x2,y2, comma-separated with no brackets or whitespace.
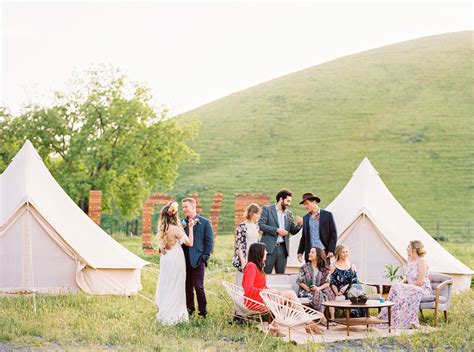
297,192,338,263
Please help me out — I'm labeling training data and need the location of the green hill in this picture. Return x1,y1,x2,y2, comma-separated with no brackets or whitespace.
172,31,473,235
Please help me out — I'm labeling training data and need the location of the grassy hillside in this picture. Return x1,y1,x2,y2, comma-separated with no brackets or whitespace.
171,31,473,234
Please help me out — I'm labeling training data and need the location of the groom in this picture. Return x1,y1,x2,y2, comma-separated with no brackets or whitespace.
182,198,214,318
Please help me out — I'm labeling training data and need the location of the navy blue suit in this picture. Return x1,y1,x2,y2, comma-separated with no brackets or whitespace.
182,214,214,316
297,209,337,263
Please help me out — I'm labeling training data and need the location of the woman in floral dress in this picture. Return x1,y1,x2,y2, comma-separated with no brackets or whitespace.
232,204,261,286
378,240,431,328
297,247,335,323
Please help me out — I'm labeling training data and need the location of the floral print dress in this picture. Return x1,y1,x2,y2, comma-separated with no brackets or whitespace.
296,263,335,312
232,222,259,272
330,265,365,317
378,259,431,328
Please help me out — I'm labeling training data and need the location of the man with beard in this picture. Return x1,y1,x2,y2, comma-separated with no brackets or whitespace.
259,189,303,274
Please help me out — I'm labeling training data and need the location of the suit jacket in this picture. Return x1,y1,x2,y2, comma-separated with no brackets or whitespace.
182,214,214,268
258,204,302,256
297,209,337,262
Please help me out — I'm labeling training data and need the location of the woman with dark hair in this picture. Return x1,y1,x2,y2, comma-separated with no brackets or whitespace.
297,247,335,322
232,203,261,286
241,242,270,311
242,243,323,334
155,201,195,325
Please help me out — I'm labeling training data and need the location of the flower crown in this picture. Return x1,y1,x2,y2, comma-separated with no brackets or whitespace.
167,201,179,216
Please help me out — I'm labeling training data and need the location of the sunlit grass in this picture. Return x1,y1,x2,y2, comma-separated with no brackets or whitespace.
0,235,472,351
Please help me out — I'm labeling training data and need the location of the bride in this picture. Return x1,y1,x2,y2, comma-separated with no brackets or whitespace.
155,201,194,324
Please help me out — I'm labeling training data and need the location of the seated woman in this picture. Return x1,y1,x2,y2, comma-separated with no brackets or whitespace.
297,247,335,323
378,240,431,329
242,242,323,334
329,244,365,317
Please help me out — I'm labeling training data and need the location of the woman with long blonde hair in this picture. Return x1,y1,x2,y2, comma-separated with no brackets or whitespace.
378,240,431,329
155,201,195,325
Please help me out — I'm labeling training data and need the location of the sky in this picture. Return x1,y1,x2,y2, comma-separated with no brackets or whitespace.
1,1,472,116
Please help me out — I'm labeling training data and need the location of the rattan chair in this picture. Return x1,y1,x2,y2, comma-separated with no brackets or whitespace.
221,281,268,329
259,290,325,345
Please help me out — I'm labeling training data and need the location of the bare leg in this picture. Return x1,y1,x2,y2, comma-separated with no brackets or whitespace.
280,290,324,332
329,307,335,319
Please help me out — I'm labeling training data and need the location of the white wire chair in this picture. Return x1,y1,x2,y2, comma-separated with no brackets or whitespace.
259,290,325,345
221,281,269,329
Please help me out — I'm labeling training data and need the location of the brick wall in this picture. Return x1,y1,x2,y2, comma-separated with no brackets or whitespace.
234,193,270,229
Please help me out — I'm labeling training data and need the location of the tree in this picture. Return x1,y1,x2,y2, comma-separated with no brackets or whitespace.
0,107,25,171
0,65,199,219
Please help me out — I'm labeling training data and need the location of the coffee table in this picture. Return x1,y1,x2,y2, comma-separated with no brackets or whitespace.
321,299,394,336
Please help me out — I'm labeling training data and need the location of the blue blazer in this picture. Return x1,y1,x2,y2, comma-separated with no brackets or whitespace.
182,214,214,268
297,209,337,262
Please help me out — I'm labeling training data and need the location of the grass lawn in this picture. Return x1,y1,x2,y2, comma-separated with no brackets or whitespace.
0,234,472,351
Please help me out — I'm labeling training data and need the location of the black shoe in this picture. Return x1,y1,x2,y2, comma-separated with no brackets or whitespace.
232,315,245,325
188,309,195,316
198,311,207,319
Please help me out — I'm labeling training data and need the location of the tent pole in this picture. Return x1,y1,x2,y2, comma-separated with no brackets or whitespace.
26,203,37,314
361,213,366,281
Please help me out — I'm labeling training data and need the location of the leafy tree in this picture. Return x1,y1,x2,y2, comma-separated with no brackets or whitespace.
0,65,199,219
0,107,24,171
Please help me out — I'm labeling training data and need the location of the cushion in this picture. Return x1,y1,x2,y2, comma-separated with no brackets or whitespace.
368,293,382,300
420,295,447,303
298,297,310,305
267,284,292,291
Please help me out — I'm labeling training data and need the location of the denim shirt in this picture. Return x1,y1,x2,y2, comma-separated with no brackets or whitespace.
309,210,324,249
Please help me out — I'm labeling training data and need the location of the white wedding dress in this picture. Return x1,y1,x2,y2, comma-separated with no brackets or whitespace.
155,234,188,325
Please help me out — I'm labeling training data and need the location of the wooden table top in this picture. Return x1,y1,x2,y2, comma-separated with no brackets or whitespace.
322,299,394,308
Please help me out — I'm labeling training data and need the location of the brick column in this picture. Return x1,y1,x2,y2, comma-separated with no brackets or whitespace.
142,193,171,254
188,192,203,214
234,193,270,228
88,190,102,225
209,192,223,238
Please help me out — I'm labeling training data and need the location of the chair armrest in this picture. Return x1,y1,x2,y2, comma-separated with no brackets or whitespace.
360,281,381,294
435,279,453,305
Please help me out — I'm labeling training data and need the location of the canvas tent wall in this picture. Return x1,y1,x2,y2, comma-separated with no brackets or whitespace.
288,158,472,293
0,141,148,295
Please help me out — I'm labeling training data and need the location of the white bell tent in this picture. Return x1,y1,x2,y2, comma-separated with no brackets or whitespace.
0,140,148,295
288,158,472,293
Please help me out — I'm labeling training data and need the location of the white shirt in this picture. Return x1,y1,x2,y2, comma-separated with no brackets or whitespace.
244,221,260,255
276,204,286,244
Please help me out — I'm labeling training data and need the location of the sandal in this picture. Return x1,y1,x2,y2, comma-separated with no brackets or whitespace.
311,324,325,334
305,324,325,334
269,329,285,337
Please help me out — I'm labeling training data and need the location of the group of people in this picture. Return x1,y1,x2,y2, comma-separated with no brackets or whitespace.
154,189,433,332
232,189,432,330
